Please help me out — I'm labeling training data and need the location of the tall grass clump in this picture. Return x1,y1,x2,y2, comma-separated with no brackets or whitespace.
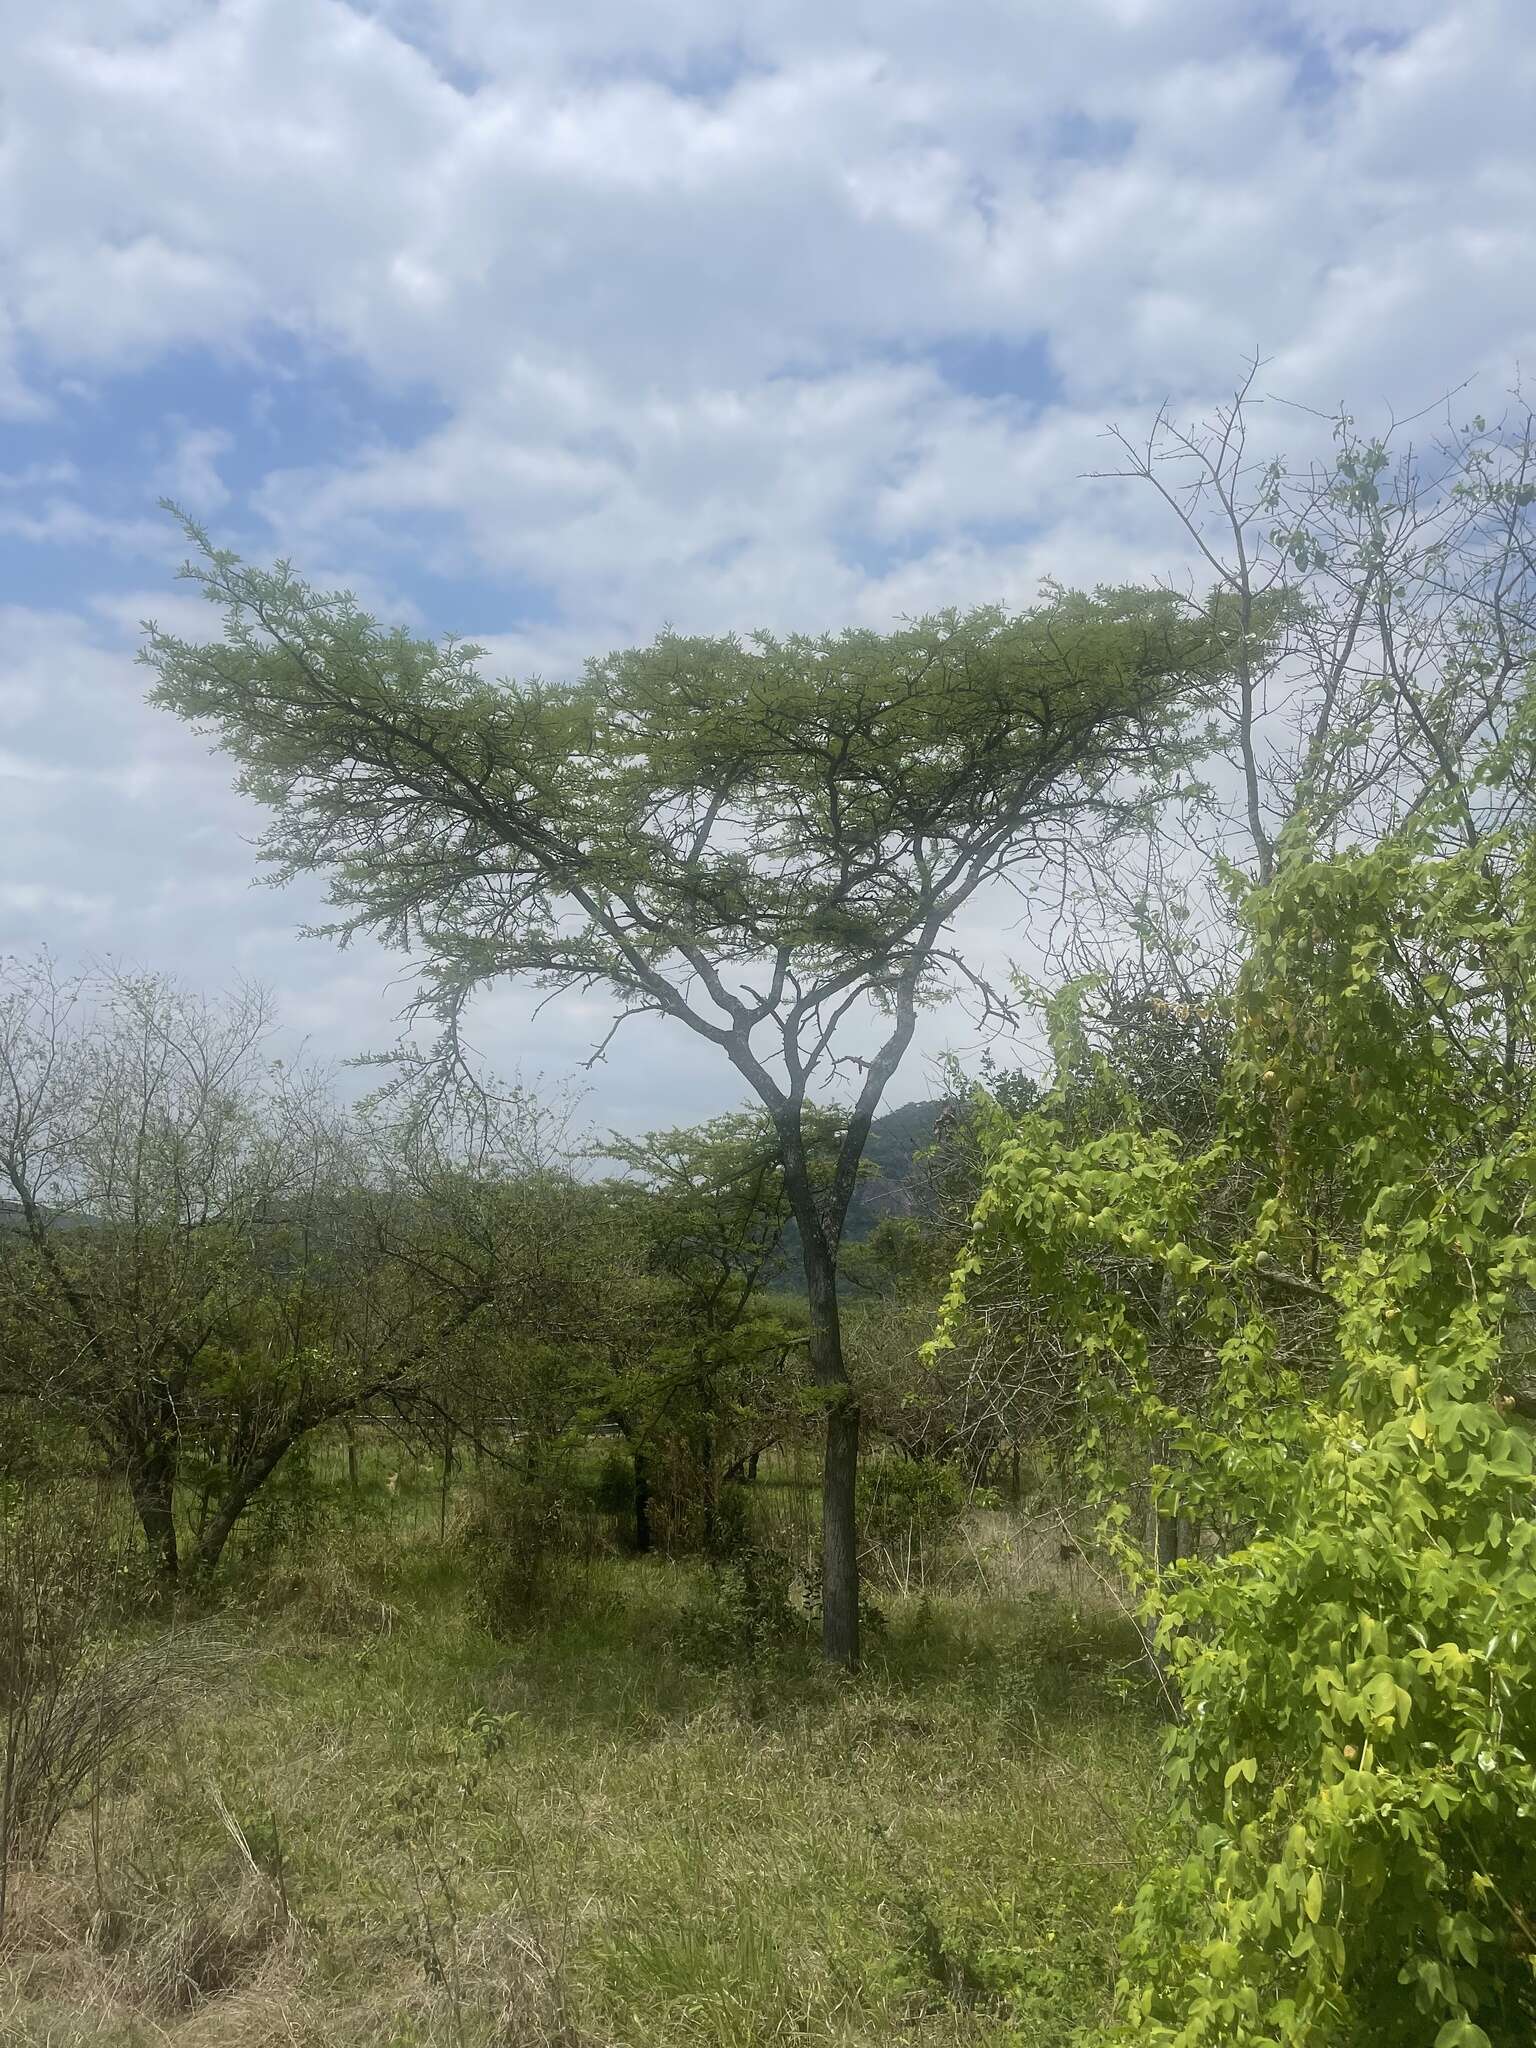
459,1470,608,1635
0,1484,215,1937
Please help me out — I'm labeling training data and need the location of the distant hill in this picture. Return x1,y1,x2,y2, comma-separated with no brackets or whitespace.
0,1199,91,1235
5,1102,958,1282
774,1097,950,1285
843,1097,950,1242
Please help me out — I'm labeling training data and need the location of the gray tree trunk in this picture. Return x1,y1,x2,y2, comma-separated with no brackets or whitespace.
802,1234,860,1669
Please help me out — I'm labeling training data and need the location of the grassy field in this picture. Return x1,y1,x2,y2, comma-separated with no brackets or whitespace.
2,1452,1166,2047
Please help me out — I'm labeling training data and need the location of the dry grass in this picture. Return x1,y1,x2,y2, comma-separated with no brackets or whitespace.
1,1483,1163,2048
1,1482,238,1969
2,1852,292,2040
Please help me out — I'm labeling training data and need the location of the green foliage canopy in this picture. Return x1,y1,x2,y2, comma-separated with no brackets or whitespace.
142,526,1249,1197
938,821,1536,2045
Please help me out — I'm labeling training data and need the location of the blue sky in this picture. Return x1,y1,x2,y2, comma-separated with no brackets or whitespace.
3,0,1534,1130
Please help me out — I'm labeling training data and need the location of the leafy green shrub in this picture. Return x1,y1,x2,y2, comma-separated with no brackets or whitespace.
221,1435,333,1569
637,1434,717,1557
1115,1311,1536,2047
590,1445,635,1519
708,1476,755,1558
795,1542,888,1643
941,835,1536,2044
0,1416,76,1490
677,1545,804,1671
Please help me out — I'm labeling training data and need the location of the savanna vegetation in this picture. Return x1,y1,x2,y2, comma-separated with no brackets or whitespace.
4,378,1536,2045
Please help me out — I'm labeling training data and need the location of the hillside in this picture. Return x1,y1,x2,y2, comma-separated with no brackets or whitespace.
773,1097,950,1286
844,1096,951,1241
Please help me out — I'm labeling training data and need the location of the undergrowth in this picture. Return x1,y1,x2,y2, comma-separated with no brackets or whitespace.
1,1467,1161,2047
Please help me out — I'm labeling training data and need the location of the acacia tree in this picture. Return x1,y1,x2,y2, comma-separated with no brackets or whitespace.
145,534,1244,1662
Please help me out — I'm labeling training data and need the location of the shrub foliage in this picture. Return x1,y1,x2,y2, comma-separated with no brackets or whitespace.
941,827,1536,2044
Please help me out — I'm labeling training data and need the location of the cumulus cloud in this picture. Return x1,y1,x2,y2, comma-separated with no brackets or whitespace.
155,425,234,511
1,0,1534,1122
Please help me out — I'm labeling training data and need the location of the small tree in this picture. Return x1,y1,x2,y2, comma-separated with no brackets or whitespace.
602,1111,814,1548
146,535,1247,1662
415,1167,660,1484
0,958,299,1577
0,956,556,1582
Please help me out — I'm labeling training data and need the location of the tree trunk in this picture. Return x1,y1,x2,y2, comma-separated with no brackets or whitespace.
723,1445,765,1485
698,1418,719,1554
801,1235,859,1670
125,1445,180,1584
821,1394,860,1667
190,1435,298,1581
632,1445,652,1555
439,1429,456,1541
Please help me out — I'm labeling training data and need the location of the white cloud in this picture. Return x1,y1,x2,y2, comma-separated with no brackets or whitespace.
0,460,79,491
5,0,1520,413
155,425,233,511
0,882,114,919
0,499,170,553
2,0,1535,1121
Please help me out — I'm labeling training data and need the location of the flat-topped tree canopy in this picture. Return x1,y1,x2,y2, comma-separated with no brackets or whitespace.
144,515,1258,1666
146,533,1238,1119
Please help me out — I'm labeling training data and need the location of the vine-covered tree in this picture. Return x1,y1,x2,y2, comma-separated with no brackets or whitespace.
938,812,1536,2042
145,533,1248,1662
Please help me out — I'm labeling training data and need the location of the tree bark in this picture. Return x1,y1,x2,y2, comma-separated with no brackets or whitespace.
801,1233,860,1669
632,1445,652,1555
696,1413,719,1554
439,1428,456,1541
821,1393,861,1668
124,1445,180,1584
190,1435,297,1580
